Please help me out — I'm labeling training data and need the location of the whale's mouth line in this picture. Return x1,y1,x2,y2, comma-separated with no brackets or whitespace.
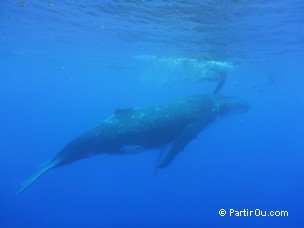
227,108,249,117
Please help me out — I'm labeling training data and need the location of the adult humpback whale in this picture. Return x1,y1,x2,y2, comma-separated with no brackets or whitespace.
17,94,250,194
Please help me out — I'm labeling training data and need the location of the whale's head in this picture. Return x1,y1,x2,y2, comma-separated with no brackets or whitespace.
215,95,250,116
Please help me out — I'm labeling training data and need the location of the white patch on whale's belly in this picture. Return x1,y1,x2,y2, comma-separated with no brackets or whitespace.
120,144,145,154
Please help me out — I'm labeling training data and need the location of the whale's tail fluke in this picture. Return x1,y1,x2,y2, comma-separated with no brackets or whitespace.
17,159,58,195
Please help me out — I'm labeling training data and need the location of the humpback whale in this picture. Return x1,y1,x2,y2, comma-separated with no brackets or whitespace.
17,94,250,194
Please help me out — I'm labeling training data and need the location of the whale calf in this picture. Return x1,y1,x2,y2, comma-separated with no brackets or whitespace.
17,94,250,194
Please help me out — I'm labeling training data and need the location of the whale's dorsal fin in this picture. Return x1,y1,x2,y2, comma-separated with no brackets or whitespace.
157,119,207,169
115,108,134,116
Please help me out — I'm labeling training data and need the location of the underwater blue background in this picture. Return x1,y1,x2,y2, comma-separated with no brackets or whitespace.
1,1,304,227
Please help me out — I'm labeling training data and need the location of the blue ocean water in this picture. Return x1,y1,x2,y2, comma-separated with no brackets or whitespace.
1,0,304,227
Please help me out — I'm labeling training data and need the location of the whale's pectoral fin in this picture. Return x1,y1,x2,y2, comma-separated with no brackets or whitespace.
158,119,206,169
154,147,169,175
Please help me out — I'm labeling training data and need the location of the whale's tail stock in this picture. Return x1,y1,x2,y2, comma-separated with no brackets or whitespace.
17,159,58,195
